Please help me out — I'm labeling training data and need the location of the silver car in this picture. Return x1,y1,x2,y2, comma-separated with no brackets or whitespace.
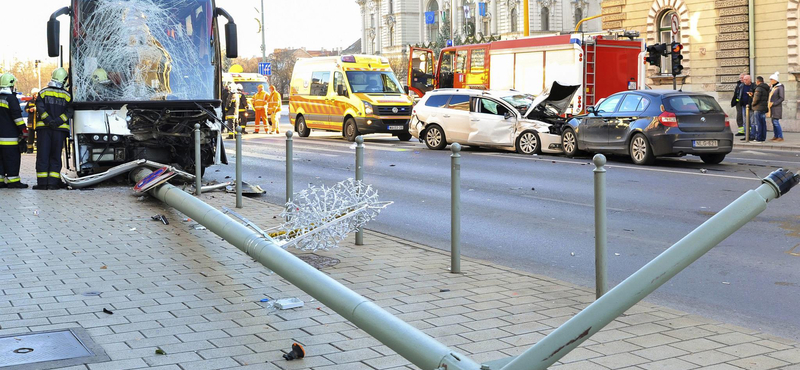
409,83,579,155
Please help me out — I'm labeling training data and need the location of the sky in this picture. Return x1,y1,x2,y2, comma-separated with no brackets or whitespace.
0,0,362,66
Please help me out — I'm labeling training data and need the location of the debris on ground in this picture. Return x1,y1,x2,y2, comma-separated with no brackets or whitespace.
390,164,395,167
274,298,304,309
129,228,137,232
260,298,270,302
570,252,575,256
182,218,192,222
614,253,620,256
151,214,169,225
439,289,450,292
137,196,146,201
700,168,708,174
282,343,306,361
102,308,113,315
100,265,107,269
531,187,535,191
722,281,731,285
33,210,39,216
155,348,167,355
82,291,102,297
193,225,207,230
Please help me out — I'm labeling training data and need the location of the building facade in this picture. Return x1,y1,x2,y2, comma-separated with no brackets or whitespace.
602,0,799,131
356,0,603,58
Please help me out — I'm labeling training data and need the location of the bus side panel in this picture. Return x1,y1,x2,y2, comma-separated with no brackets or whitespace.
594,42,642,101
543,48,583,114
489,54,515,91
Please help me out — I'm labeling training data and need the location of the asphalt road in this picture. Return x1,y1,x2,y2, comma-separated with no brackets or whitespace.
208,117,800,341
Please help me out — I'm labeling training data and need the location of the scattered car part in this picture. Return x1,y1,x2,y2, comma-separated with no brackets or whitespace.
282,343,305,361
274,298,304,310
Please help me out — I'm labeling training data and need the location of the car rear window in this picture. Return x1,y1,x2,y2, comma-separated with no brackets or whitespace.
425,95,451,108
664,95,723,113
448,94,471,111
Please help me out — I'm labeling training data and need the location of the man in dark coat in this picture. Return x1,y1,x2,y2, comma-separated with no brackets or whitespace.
730,73,746,136
749,76,770,143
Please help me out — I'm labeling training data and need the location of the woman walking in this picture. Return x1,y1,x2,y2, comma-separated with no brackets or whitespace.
768,72,784,142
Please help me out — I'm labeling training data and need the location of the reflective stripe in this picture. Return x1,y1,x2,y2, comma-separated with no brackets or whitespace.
36,122,45,128
6,177,20,183
0,137,18,146
60,114,68,122
58,124,69,129
14,118,25,126
40,90,71,102
49,172,61,178
36,172,48,178
0,101,7,109
41,112,49,119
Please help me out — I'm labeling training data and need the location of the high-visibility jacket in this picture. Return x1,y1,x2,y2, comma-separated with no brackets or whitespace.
0,92,25,145
267,91,282,114
36,86,72,132
253,90,267,110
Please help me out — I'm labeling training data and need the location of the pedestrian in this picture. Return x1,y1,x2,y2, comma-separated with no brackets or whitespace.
25,88,39,153
267,85,282,134
33,68,72,190
767,72,784,142
0,73,29,188
730,73,746,136
749,76,770,143
739,75,753,141
252,84,268,134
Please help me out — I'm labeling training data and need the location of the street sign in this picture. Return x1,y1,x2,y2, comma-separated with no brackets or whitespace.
258,62,272,76
670,13,679,40
134,166,176,193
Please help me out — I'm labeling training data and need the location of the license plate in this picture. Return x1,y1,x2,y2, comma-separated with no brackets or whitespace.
693,140,718,148
388,125,404,130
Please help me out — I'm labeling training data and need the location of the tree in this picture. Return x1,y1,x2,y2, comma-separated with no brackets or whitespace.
1,59,60,95
267,49,298,96
223,56,260,73
388,56,408,87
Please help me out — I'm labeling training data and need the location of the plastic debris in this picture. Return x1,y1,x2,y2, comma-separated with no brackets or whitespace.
283,343,305,361
100,265,107,269
614,253,620,256
570,252,575,256
439,289,450,292
102,308,114,315
33,210,39,216
129,228,137,231
155,348,167,355
194,225,207,230
82,291,102,297
151,214,169,225
274,298,304,310
700,168,708,174
182,218,192,222
260,298,270,302
722,281,731,285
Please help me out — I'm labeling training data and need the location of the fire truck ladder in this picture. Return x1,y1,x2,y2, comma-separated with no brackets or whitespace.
584,42,597,107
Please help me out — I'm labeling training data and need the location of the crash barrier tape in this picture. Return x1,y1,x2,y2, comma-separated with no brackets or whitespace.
132,162,797,370
451,143,462,274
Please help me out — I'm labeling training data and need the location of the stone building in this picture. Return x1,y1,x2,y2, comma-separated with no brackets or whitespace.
355,0,603,58
602,0,798,131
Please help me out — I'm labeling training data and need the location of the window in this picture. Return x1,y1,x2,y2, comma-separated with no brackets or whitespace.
425,94,451,107
441,51,454,73
477,99,510,116
596,94,622,113
455,50,468,73
541,7,550,31
664,95,723,113
470,49,485,73
389,0,394,13
575,8,583,31
448,94,471,111
427,0,440,42
310,71,331,96
333,72,345,95
389,25,395,46
510,8,518,32
658,10,679,74
636,97,651,112
618,94,643,112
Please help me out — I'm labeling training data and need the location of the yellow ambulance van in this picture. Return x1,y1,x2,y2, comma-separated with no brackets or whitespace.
289,55,413,142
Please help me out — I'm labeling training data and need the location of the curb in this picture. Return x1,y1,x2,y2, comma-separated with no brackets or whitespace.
733,143,800,152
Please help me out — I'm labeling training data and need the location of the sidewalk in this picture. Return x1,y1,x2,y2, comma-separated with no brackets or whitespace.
2,156,800,370
733,131,800,151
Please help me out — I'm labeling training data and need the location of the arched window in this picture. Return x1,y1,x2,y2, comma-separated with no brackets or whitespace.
389,25,395,46
510,8,518,32
575,7,583,31
658,10,679,74
427,0,440,42
541,7,550,31
389,0,394,14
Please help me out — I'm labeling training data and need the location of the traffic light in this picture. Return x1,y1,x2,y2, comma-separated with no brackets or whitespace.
670,42,684,76
645,43,668,67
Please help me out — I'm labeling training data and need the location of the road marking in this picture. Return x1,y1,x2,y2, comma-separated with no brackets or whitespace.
235,150,335,161
519,193,629,212
727,157,800,166
472,152,760,181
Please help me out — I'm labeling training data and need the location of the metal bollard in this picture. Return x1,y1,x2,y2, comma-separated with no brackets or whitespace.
593,154,607,298
745,106,751,143
286,130,294,205
451,143,461,274
194,123,202,195
355,136,364,245
235,126,243,209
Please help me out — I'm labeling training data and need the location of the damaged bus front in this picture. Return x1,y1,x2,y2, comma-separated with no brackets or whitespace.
46,0,238,176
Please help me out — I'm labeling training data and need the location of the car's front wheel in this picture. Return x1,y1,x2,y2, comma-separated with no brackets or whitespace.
344,118,359,142
396,132,413,141
515,130,541,155
629,133,655,165
424,125,447,150
562,128,582,157
296,116,310,137
700,153,726,165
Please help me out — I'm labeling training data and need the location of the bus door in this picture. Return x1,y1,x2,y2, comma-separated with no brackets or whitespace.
408,47,435,98
453,49,469,89
466,47,488,89
438,50,456,89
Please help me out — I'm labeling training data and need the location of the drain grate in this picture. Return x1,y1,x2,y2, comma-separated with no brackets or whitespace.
297,254,340,269
0,328,109,370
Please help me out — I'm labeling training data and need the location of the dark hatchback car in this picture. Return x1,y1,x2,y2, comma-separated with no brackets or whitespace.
558,90,733,165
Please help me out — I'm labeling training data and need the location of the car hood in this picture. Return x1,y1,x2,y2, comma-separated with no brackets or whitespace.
524,81,581,117
355,93,413,105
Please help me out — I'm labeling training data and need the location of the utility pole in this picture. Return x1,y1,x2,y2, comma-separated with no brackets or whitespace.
260,0,267,63
35,60,41,89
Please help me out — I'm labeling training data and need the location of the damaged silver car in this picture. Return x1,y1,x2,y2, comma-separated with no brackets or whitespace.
409,82,579,155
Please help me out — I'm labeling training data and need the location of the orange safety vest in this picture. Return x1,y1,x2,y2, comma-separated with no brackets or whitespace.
268,91,282,114
253,90,267,110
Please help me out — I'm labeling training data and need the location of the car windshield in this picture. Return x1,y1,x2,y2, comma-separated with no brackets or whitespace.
71,0,216,102
346,71,403,94
664,95,723,114
501,94,535,113
237,82,267,96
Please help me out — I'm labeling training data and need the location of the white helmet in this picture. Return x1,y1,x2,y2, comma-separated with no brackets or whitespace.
31,88,40,95
236,84,244,91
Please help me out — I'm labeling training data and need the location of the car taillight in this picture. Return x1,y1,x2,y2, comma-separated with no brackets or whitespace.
724,113,730,127
658,111,678,127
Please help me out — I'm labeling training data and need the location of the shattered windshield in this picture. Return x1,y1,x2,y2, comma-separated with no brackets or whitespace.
72,0,216,102
501,94,535,113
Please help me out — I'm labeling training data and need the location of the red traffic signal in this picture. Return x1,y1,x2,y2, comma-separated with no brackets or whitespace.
671,43,683,53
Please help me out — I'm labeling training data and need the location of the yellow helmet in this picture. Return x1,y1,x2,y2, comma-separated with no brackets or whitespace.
0,73,16,88
52,67,68,84
92,68,111,85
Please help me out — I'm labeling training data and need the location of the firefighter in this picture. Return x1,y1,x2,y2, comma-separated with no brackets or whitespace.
267,85,282,134
25,88,39,154
33,68,72,190
223,83,236,139
0,73,29,188
252,84,267,133
236,84,248,133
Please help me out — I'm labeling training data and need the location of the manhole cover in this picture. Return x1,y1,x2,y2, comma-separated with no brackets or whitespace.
0,328,109,370
297,254,340,269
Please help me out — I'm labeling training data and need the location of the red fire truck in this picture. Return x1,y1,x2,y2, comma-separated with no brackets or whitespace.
407,32,645,114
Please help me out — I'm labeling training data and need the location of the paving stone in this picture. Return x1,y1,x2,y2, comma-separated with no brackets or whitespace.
727,354,790,369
